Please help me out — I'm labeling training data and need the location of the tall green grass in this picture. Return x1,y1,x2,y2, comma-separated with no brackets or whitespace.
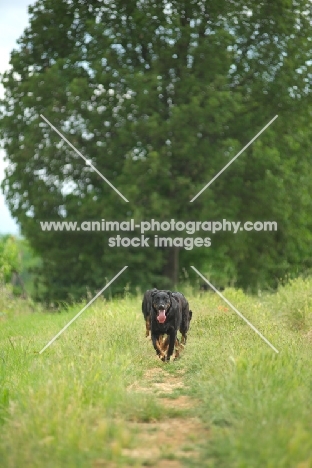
1,278,312,467
0,291,168,467
182,281,312,467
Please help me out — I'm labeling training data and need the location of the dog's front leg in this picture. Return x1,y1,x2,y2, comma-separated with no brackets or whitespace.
151,334,165,359
145,316,151,337
165,329,177,361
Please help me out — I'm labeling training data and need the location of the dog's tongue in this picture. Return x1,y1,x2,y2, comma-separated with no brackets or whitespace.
157,310,166,323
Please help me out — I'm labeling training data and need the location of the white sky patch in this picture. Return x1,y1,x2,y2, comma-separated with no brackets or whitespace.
0,0,36,234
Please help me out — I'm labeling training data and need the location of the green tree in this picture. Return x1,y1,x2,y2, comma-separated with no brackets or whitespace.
1,0,312,301
0,235,21,283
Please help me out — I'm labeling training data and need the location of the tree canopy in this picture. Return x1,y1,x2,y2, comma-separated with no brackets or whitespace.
1,0,312,301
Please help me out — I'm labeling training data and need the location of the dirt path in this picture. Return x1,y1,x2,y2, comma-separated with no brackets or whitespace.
124,366,208,467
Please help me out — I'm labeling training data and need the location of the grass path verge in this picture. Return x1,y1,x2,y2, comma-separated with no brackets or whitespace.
123,365,208,467
1,279,312,466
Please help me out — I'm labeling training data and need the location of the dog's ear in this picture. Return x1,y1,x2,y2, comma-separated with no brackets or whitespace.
166,290,173,300
151,290,158,297
171,292,180,305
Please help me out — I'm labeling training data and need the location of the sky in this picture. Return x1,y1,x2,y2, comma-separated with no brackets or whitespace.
0,0,36,235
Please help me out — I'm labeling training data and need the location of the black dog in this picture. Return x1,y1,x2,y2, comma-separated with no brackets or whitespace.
142,289,192,361
171,292,192,346
141,288,158,337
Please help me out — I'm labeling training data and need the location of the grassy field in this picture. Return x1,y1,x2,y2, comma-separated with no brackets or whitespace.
1,278,312,467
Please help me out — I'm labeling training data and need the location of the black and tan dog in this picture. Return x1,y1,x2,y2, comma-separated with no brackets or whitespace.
141,288,158,338
142,289,192,361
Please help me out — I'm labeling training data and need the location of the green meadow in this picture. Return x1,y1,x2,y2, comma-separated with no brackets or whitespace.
1,278,312,467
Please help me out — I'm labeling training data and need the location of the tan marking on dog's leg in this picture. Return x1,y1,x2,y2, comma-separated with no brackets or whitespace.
163,336,170,351
145,317,151,337
180,334,187,345
155,337,166,359
175,336,186,358
173,338,182,359
161,336,170,360
158,335,171,360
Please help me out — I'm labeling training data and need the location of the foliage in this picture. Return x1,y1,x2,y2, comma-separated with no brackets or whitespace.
1,0,312,300
0,235,41,297
0,235,21,283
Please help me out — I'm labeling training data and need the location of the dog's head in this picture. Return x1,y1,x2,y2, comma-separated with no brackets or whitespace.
151,290,172,324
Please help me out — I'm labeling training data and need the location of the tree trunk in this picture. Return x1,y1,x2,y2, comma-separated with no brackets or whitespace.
162,247,180,289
